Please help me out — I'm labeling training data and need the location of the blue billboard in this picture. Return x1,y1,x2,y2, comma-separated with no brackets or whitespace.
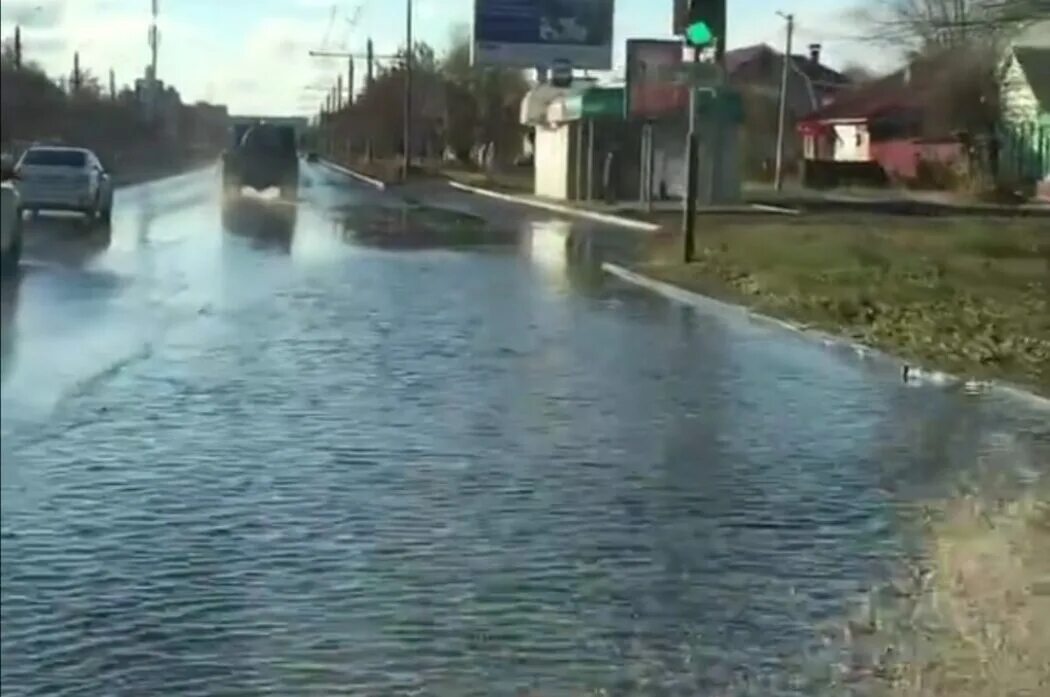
473,0,615,70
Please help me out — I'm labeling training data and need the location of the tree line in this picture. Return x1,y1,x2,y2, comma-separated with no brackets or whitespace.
0,40,205,173
320,27,530,167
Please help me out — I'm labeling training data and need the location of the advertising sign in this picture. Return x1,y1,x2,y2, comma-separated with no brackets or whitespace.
625,39,688,120
473,0,615,70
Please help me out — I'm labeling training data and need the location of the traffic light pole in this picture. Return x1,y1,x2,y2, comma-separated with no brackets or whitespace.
682,45,700,264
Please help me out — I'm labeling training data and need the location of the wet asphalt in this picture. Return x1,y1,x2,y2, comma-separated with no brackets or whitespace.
1,162,1048,696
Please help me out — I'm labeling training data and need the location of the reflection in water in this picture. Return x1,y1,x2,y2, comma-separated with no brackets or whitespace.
221,195,297,253
4,171,1049,696
526,219,628,296
22,216,112,267
337,203,516,249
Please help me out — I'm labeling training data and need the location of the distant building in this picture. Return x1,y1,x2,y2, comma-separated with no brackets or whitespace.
797,25,1049,192
725,43,851,174
726,43,851,112
181,101,229,154
134,65,181,140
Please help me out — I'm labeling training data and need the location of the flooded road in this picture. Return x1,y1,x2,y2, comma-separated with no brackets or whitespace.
2,163,1048,696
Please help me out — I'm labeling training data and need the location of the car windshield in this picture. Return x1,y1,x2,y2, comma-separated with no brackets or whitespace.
21,149,87,167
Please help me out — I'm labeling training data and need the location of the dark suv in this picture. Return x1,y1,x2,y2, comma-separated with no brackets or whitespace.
221,124,299,199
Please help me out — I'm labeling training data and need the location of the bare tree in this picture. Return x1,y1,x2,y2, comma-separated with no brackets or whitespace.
842,63,878,83
857,0,1049,51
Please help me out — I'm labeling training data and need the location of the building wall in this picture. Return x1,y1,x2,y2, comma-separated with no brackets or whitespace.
535,124,571,199
831,123,870,161
870,139,965,180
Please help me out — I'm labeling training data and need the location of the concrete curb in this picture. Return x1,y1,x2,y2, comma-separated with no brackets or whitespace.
601,262,1050,410
319,159,387,191
750,202,800,215
447,181,661,232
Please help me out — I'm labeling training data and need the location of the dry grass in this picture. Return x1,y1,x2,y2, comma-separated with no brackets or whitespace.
868,491,1050,696
641,215,1050,395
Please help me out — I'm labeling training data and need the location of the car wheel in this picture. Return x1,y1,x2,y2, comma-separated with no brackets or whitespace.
99,205,113,224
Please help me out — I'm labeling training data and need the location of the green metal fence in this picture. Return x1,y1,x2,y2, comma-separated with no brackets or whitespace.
998,121,1050,183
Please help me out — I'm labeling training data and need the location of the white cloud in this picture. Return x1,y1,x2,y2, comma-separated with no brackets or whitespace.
0,0,69,30
1,2,341,115
212,16,345,116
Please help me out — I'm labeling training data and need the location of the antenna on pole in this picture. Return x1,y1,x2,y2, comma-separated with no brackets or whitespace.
72,51,82,94
149,0,159,81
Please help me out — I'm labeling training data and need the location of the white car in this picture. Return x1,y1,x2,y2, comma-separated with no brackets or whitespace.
1,155,22,270
15,146,114,223
1,180,22,270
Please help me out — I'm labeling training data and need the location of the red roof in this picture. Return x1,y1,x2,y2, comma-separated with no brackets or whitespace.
799,47,976,124
800,74,918,123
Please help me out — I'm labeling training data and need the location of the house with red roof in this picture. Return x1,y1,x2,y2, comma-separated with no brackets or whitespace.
798,26,1050,193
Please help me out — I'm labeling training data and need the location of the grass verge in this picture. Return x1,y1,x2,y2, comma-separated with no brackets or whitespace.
840,489,1050,696
639,215,1050,395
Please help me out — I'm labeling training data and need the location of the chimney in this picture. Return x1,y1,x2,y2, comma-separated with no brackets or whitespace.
809,43,821,64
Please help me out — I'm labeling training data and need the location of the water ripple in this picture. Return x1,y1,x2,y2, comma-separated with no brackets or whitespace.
4,235,1049,697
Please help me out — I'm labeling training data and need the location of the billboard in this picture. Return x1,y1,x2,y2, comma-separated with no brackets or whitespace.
625,39,688,120
473,0,615,69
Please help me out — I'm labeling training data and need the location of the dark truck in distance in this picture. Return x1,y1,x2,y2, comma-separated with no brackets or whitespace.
221,123,298,199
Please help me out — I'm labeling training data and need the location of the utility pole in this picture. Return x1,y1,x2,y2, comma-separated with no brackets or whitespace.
366,38,374,88
366,39,374,88
149,0,159,80
109,69,116,100
72,51,82,94
774,12,793,192
337,74,343,110
14,25,22,69
347,56,355,105
403,0,413,180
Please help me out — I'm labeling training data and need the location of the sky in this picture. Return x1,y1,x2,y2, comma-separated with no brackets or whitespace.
0,0,895,117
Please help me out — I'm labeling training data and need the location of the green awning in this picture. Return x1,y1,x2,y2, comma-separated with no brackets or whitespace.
563,87,625,120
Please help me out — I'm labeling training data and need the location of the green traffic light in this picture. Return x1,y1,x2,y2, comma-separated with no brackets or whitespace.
685,22,713,46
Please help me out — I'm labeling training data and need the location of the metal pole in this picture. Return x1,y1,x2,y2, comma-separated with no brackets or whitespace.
14,25,22,69
367,38,374,162
682,46,700,263
579,121,588,198
586,120,595,201
774,13,794,192
639,123,649,206
403,0,413,180
646,122,655,212
348,56,354,105
366,39,374,87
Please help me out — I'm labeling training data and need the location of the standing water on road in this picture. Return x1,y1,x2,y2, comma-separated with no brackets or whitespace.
2,166,1048,696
